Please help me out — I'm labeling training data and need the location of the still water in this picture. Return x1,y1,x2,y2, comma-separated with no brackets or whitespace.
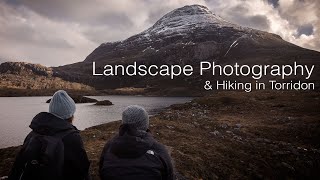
0,96,192,148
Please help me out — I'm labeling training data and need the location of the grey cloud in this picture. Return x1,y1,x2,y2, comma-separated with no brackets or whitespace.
229,4,249,15
0,0,319,67
219,4,270,31
247,15,270,30
5,0,135,27
5,0,88,22
277,0,319,30
297,24,314,36
0,2,73,51
0,1,96,66
82,13,137,43
276,0,320,51
94,14,134,28
1,24,74,49
233,14,270,31
267,0,279,8
83,26,134,43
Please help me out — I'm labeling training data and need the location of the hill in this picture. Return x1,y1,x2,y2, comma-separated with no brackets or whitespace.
0,62,94,96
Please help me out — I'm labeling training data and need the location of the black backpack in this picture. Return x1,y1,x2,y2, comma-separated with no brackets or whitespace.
16,129,75,180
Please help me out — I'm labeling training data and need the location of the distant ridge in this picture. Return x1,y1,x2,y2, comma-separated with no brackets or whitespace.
0,62,92,91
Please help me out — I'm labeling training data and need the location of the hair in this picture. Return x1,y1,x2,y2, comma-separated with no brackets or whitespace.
66,115,74,124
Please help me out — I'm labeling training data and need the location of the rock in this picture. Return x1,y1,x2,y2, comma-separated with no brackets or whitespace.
211,130,222,137
288,146,299,155
235,123,242,128
281,162,295,172
166,125,174,129
233,135,243,141
263,138,271,143
46,95,98,103
94,100,113,106
233,128,241,134
220,123,228,129
193,121,200,126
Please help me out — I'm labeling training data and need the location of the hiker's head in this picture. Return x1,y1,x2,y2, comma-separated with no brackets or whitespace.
49,90,76,121
122,105,149,131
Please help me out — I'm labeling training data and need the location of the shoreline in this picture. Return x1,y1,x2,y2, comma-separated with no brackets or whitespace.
0,96,192,149
0,87,203,97
1,91,320,179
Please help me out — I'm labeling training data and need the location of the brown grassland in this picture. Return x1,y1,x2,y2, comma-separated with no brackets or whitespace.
0,91,319,179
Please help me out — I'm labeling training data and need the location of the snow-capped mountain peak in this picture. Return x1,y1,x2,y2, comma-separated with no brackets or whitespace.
142,4,233,36
84,4,294,64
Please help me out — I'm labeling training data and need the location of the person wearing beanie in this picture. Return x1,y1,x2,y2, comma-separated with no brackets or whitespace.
122,105,149,131
49,90,76,120
9,90,90,180
99,105,174,180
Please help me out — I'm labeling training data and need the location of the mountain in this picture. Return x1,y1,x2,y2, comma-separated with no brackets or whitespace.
83,5,293,63
0,62,93,95
51,5,320,92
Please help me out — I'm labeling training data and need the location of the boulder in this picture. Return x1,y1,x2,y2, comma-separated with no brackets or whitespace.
46,95,98,103
94,100,113,106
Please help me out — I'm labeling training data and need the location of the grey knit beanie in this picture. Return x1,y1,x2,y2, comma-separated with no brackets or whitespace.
49,90,76,119
122,105,149,131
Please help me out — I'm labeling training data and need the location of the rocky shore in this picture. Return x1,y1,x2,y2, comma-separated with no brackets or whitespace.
0,91,319,179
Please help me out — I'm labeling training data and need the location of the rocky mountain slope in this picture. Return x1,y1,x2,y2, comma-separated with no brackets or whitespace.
0,62,93,93
55,5,320,91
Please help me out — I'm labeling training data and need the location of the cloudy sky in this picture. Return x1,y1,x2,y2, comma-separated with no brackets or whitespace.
0,0,319,66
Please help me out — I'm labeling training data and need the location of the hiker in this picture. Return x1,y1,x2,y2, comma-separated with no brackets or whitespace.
9,90,90,180
99,105,174,180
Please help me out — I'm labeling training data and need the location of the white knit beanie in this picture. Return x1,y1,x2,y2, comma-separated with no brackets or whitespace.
49,90,76,119
122,105,149,131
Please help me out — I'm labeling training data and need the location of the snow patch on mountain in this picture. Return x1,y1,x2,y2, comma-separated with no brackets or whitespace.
224,34,255,57
141,5,235,37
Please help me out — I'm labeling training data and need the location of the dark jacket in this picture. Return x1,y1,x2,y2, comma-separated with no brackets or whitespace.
99,124,174,180
9,112,90,180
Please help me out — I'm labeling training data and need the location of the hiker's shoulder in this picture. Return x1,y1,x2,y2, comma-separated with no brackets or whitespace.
152,141,167,152
103,135,119,149
62,129,82,144
148,135,168,153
